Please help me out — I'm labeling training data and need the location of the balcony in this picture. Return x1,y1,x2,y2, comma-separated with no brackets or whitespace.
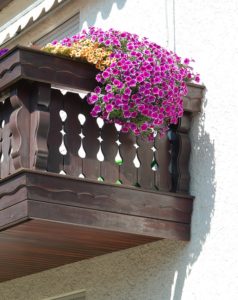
0,46,204,282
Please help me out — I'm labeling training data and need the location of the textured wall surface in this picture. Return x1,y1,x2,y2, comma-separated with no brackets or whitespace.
1,0,238,299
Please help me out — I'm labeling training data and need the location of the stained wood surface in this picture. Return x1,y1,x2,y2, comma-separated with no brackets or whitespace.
0,170,194,282
119,132,137,185
155,134,171,191
0,219,160,282
1,170,193,232
0,47,204,193
100,123,119,183
0,46,98,93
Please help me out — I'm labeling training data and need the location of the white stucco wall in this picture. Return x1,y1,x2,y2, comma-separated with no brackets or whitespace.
1,0,238,299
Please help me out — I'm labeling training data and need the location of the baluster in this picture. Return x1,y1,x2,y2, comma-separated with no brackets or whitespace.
30,83,51,170
119,131,137,186
154,133,172,192
47,89,64,173
9,83,31,170
81,105,100,180
137,136,155,190
63,93,82,177
100,122,119,184
171,112,192,193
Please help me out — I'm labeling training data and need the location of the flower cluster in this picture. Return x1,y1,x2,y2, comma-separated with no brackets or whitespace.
0,48,8,57
42,37,113,71
42,27,199,139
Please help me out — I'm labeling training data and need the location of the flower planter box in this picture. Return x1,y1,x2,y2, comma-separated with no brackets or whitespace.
0,46,204,282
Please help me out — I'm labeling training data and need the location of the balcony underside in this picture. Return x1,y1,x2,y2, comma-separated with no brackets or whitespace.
0,170,193,282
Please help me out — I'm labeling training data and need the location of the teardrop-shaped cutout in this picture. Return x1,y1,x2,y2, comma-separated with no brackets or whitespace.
151,159,159,171
78,143,86,158
79,173,85,178
59,141,67,155
59,170,66,175
115,179,122,184
97,117,104,128
98,176,104,182
133,153,141,168
78,91,88,99
59,110,67,122
115,123,122,132
97,145,104,161
60,89,67,95
115,150,123,165
78,114,86,125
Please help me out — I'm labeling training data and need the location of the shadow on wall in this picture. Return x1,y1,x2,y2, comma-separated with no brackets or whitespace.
79,0,127,29
167,89,216,300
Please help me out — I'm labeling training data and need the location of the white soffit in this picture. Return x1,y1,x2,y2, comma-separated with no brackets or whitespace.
0,0,67,45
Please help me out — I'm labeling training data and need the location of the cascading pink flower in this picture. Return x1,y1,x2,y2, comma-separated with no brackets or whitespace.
47,27,199,139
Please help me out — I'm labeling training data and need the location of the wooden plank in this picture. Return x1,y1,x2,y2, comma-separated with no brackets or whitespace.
100,123,119,183
30,82,51,170
63,93,82,177
119,131,137,186
9,82,31,170
81,106,100,180
20,47,98,91
154,134,172,191
28,200,190,241
0,219,159,282
136,136,155,189
26,170,193,224
47,89,64,173
0,200,28,230
171,112,192,193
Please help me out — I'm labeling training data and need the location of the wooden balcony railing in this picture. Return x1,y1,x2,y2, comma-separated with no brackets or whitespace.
0,46,204,282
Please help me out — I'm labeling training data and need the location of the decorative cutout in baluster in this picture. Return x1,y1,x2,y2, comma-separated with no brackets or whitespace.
136,136,155,190
170,112,192,193
151,145,159,171
59,110,67,156
96,118,105,162
115,140,123,165
119,130,137,187
100,121,118,184
77,112,86,178
154,132,172,192
58,109,67,175
78,113,86,159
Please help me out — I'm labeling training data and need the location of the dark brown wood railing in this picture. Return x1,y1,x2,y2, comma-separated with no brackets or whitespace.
0,46,204,194
0,47,205,282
